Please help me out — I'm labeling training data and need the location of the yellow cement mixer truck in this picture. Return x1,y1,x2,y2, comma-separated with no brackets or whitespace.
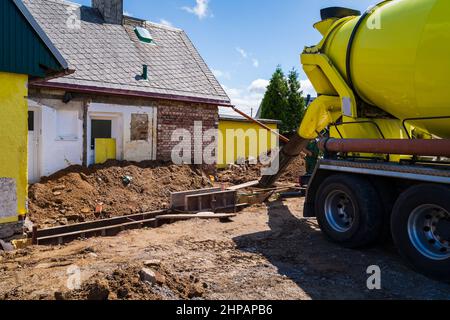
260,0,450,281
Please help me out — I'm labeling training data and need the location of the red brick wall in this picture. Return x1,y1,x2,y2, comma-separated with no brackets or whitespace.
156,101,219,164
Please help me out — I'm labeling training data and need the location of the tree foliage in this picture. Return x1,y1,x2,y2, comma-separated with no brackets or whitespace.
260,66,306,135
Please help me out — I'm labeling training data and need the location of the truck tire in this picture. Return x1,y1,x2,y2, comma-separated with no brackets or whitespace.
391,184,450,282
315,174,383,248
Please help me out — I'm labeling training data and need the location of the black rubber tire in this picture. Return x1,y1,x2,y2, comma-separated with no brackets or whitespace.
372,178,397,244
315,174,384,248
391,184,450,282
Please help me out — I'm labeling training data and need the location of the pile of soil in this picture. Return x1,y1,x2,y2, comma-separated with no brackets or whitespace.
217,156,306,185
28,161,212,228
64,263,206,300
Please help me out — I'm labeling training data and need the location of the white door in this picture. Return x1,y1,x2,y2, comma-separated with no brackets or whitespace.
28,109,39,183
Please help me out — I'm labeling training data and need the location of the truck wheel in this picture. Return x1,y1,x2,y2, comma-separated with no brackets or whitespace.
315,174,383,248
391,184,450,281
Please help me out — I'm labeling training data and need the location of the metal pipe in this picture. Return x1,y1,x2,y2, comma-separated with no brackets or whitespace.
259,134,311,187
230,106,290,143
319,138,450,158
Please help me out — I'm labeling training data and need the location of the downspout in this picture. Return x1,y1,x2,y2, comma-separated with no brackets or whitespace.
82,100,89,167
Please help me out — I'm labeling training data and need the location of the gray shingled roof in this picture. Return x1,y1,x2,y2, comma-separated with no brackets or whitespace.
23,0,230,104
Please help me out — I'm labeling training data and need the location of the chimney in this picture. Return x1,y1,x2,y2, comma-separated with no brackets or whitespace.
92,0,123,25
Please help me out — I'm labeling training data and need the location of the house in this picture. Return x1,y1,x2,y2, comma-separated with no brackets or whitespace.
218,115,280,168
0,0,68,237
23,0,231,182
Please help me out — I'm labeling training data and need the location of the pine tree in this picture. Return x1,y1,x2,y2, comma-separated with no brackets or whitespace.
260,66,306,135
286,68,306,133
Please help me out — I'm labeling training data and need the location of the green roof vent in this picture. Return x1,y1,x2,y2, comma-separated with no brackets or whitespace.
134,26,153,44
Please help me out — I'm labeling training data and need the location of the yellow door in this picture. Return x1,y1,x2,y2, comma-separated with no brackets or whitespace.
95,138,116,164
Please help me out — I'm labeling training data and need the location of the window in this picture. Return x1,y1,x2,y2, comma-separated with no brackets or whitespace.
134,26,153,44
130,114,149,141
28,111,34,131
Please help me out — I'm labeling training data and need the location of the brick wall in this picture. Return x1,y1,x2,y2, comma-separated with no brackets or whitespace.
156,101,219,165
29,88,220,168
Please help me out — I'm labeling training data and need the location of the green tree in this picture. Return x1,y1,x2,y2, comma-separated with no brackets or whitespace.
286,68,306,133
260,66,306,135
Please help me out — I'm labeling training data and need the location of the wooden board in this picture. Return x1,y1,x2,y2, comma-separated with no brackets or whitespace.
227,180,259,191
185,190,237,212
156,213,236,221
170,188,222,210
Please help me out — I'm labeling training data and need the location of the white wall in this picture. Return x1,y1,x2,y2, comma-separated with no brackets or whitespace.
28,99,84,178
27,100,157,179
87,103,157,166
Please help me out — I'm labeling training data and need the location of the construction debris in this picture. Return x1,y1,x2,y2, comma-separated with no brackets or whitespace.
62,264,206,300
28,161,213,228
0,240,14,252
139,268,159,285
217,156,306,186
171,188,237,212
30,209,236,246
156,213,236,221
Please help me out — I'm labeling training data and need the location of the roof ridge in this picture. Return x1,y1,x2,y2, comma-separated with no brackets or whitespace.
24,0,230,104
145,21,182,32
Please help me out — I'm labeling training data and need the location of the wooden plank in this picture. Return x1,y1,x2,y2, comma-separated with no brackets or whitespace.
36,218,159,244
227,180,259,191
34,210,168,238
184,190,237,212
171,188,221,209
156,213,236,221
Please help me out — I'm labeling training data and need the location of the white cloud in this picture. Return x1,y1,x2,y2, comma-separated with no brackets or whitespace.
300,79,317,97
123,10,132,16
219,80,269,117
182,0,210,20
248,79,269,93
236,47,260,68
159,19,173,27
220,79,316,117
212,69,231,80
236,47,248,59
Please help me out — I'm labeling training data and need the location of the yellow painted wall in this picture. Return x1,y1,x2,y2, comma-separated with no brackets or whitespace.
0,72,28,223
218,120,279,169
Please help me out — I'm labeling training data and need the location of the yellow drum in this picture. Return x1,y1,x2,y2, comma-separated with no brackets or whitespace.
311,0,450,138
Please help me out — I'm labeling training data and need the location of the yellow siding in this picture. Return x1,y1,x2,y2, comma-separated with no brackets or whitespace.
0,72,28,221
95,138,117,164
218,120,278,169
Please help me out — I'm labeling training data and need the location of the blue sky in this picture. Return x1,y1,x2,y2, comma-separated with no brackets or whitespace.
71,0,376,115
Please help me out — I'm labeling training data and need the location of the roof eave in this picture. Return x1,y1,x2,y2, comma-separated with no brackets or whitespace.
29,81,232,107
29,68,76,83
13,0,69,71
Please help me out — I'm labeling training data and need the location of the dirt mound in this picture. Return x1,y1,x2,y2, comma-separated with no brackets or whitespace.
29,161,212,228
217,156,306,185
64,264,207,300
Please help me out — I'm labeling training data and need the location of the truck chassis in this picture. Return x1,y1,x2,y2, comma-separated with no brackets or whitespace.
303,158,450,281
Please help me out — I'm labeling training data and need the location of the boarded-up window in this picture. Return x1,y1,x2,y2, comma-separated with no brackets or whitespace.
131,114,149,141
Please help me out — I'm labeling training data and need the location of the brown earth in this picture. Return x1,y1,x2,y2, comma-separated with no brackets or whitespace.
63,264,206,300
28,161,212,228
1,197,449,300
217,156,306,185
28,158,305,228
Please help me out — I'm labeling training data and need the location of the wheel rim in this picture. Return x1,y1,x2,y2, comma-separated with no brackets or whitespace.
324,190,355,233
408,204,450,261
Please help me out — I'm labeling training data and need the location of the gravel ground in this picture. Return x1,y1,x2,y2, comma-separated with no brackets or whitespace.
1,197,449,300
